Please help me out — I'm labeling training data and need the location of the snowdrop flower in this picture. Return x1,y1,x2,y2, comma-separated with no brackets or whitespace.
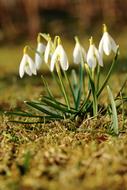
73,37,86,64
87,37,103,68
50,42,69,72
35,34,45,70
99,24,118,56
19,46,37,78
44,38,52,64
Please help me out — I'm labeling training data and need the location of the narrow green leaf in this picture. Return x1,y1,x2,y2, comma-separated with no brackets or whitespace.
25,101,63,118
8,115,62,124
4,111,44,118
107,85,119,135
85,64,97,115
63,71,76,107
41,98,76,114
71,69,79,99
76,63,84,110
74,89,91,118
115,76,127,99
41,75,53,98
42,96,77,112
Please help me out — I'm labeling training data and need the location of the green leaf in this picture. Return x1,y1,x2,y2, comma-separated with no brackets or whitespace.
41,75,53,98
41,97,76,114
71,69,79,99
76,63,84,110
85,65,97,116
107,85,119,135
24,101,63,118
4,111,44,118
8,115,62,124
63,71,76,107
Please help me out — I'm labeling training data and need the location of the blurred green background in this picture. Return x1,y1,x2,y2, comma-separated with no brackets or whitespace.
0,0,127,108
0,0,127,74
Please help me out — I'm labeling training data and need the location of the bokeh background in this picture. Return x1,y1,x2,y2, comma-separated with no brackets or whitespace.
1,0,127,108
1,0,127,41
1,0,127,72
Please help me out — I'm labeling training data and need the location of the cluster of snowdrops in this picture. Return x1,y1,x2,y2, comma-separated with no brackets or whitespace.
19,24,117,77
13,24,123,134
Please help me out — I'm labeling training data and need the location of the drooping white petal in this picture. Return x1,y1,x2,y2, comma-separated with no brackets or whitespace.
50,47,58,72
73,42,86,64
27,55,37,75
87,45,96,68
59,45,69,70
81,47,87,61
50,44,69,71
44,40,51,63
35,54,42,70
37,42,45,53
98,37,104,57
35,42,45,69
19,54,27,78
73,43,81,64
103,32,112,55
99,30,118,57
24,64,32,76
110,36,117,53
94,46,103,67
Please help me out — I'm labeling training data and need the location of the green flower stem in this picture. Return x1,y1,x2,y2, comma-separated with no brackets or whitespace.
56,63,70,110
83,64,86,98
73,89,91,118
63,71,77,107
85,64,98,116
97,48,119,97
41,75,53,98
115,75,127,99
120,92,125,128
92,67,95,81
51,71,63,94
76,62,85,110
85,48,119,113
93,92,98,116
81,62,86,100
90,69,98,116
96,64,100,92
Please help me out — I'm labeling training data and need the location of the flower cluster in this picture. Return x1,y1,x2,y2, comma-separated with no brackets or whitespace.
9,24,122,135
19,24,118,78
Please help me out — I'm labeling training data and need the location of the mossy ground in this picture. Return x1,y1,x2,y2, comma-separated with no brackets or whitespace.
1,39,127,190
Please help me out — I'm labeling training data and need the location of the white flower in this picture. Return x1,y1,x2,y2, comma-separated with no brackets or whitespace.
73,38,86,64
87,37,103,68
35,42,45,70
19,47,37,78
99,24,118,56
44,39,52,64
50,44,69,72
